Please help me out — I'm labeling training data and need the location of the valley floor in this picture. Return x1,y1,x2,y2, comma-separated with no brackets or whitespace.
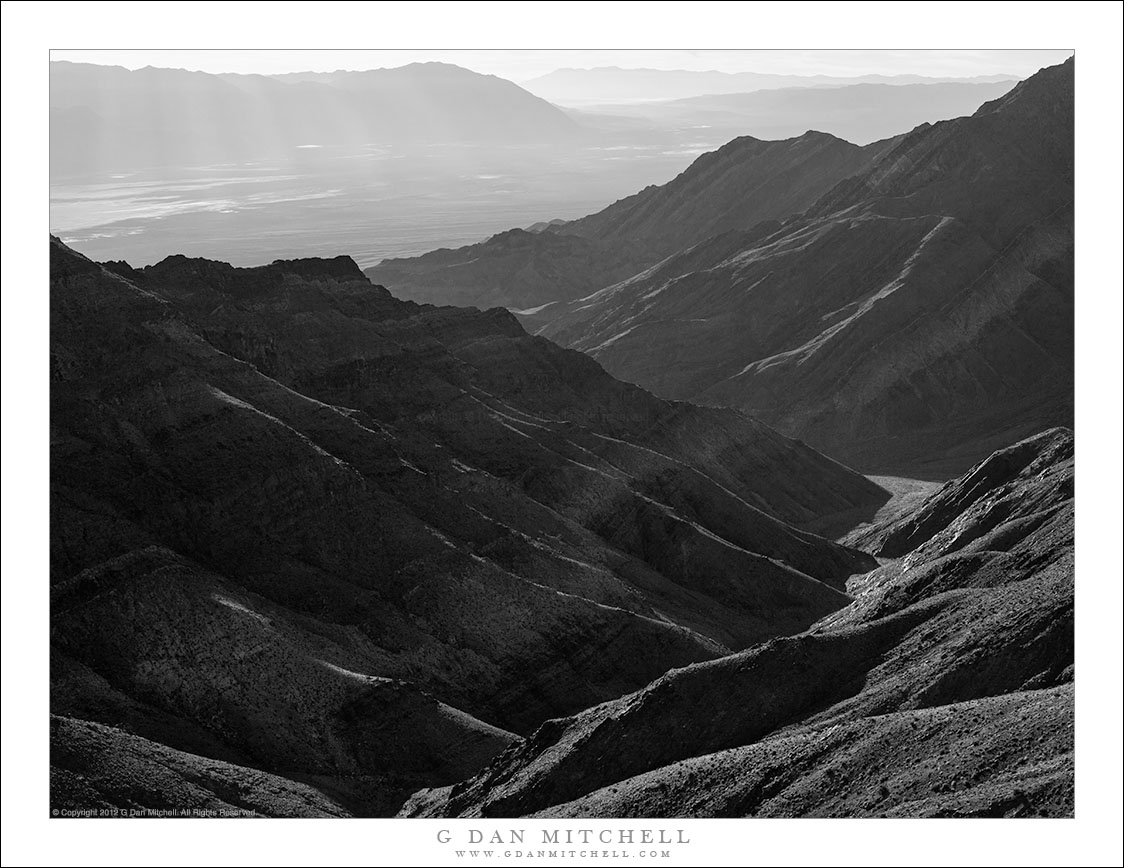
801,474,943,545
841,475,944,547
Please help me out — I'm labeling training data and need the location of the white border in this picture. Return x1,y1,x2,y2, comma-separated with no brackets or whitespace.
4,2,1122,866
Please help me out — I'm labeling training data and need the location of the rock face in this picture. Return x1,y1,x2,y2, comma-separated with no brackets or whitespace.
50,236,883,815
365,131,895,310
540,59,1074,476
401,428,1074,818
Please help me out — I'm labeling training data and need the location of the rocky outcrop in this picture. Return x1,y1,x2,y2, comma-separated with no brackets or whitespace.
402,429,1073,818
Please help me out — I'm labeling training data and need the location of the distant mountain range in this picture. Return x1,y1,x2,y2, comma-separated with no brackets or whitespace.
50,61,579,175
572,80,1018,146
371,59,1073,477
365,130,900,310
522,66,1020,105
364,79,1023,311
50,60,1023,180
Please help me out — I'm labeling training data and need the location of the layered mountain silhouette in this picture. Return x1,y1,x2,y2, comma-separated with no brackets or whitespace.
50,236,884,815
403,428,1074,818
50,61,579,175
574,80,1018,146
373,59,1072,477
365,130,900,310
522,66,1020,105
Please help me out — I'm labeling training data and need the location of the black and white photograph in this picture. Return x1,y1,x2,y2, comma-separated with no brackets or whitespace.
2,2,1122,866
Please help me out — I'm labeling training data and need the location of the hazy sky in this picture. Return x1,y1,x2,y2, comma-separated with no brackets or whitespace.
50,49,1073,82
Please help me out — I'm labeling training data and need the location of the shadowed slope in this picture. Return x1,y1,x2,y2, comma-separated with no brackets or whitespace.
51,236,882,814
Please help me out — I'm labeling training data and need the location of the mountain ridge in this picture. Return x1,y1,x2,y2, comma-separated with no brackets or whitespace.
522,66,1024,105
50,60,580,176
50,235,885,814
538,58,1074,476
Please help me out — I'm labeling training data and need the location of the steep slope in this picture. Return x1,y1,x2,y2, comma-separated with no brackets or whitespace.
402,428,1074,818
364,131,894,310
542,59,1074,476
50,236,882,814
540,687,1073,819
